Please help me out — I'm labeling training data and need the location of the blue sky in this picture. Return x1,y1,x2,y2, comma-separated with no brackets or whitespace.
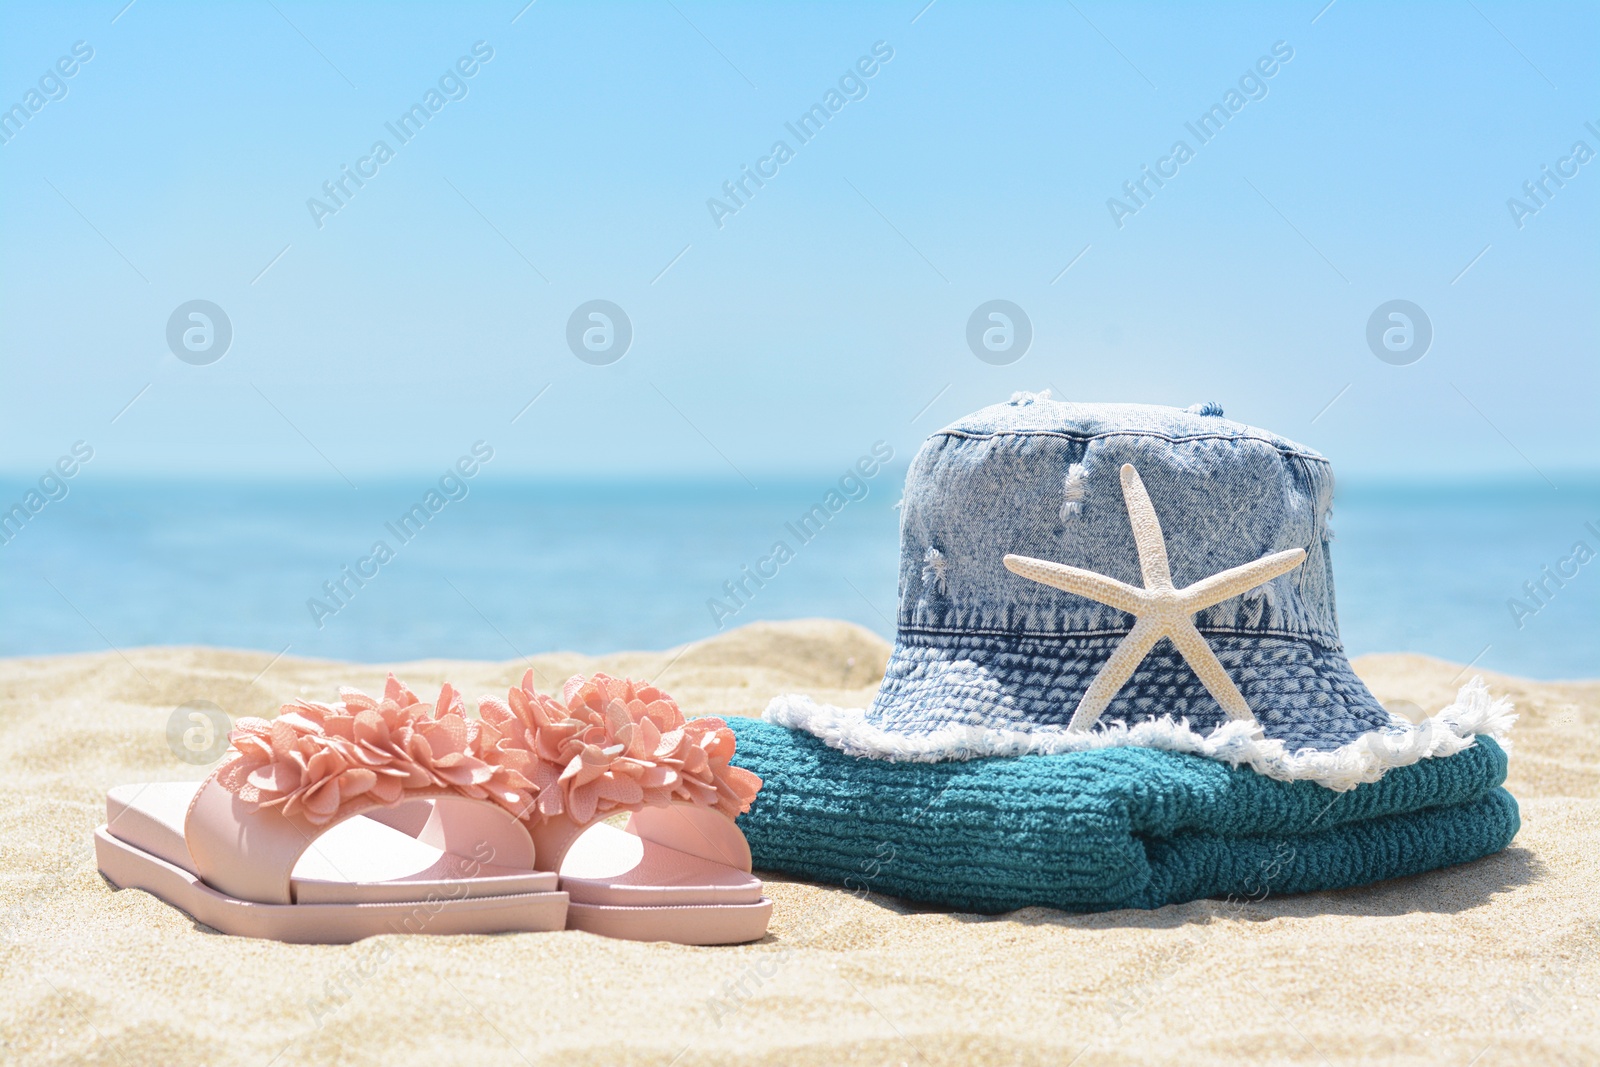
3,0,1596,483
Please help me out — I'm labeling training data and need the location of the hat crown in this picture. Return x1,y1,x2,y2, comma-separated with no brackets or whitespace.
898,396,1342,646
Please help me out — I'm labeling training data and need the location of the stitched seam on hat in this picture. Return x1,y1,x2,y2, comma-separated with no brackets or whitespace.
934,428,1330,463
893,624,1344,648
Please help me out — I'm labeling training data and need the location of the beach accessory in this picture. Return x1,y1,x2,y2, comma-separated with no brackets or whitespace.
483,672,772,945
95,677,568,944
98,673,771,945
726,699,1518,912
767,393,1514,789
1005,463,1307,731
737,393,1521,911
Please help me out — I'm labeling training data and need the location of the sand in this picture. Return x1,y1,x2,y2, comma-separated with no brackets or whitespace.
1,618,1595,1066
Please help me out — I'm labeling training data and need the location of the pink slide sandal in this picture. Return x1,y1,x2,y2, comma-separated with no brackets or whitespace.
482,672,772,945
96,678,568,943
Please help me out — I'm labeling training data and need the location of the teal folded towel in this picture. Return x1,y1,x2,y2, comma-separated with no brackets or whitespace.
727,719,1519,913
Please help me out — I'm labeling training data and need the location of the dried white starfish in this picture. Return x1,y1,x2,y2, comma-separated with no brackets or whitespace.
1004,462,1307,732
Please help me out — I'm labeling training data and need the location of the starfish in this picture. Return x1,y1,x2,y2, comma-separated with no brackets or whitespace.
1003,462,1307,732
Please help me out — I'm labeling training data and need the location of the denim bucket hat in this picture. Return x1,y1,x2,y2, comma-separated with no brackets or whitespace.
766,392,1513,790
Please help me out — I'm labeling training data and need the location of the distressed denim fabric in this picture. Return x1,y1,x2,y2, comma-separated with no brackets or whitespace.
869,394,1394,752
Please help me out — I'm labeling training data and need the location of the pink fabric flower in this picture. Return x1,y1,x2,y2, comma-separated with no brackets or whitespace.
215,675,535,825
479,671,762,826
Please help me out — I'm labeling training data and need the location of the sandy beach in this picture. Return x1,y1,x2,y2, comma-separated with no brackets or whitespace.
1,618,1595,1066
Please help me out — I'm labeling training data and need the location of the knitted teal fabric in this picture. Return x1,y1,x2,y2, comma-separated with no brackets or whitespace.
727,718,1519,913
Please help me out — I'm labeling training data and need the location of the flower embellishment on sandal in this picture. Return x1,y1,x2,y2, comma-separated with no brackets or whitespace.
481,671,762,825
216,672,761,829
216,675,535,825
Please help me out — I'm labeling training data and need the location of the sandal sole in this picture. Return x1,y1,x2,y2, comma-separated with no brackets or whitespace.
565,897,773,945
95,827,569,944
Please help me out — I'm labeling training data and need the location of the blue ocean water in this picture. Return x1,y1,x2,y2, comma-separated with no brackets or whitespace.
1,473,1596,680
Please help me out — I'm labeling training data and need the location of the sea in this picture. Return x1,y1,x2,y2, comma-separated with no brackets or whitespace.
2,474,1597,680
